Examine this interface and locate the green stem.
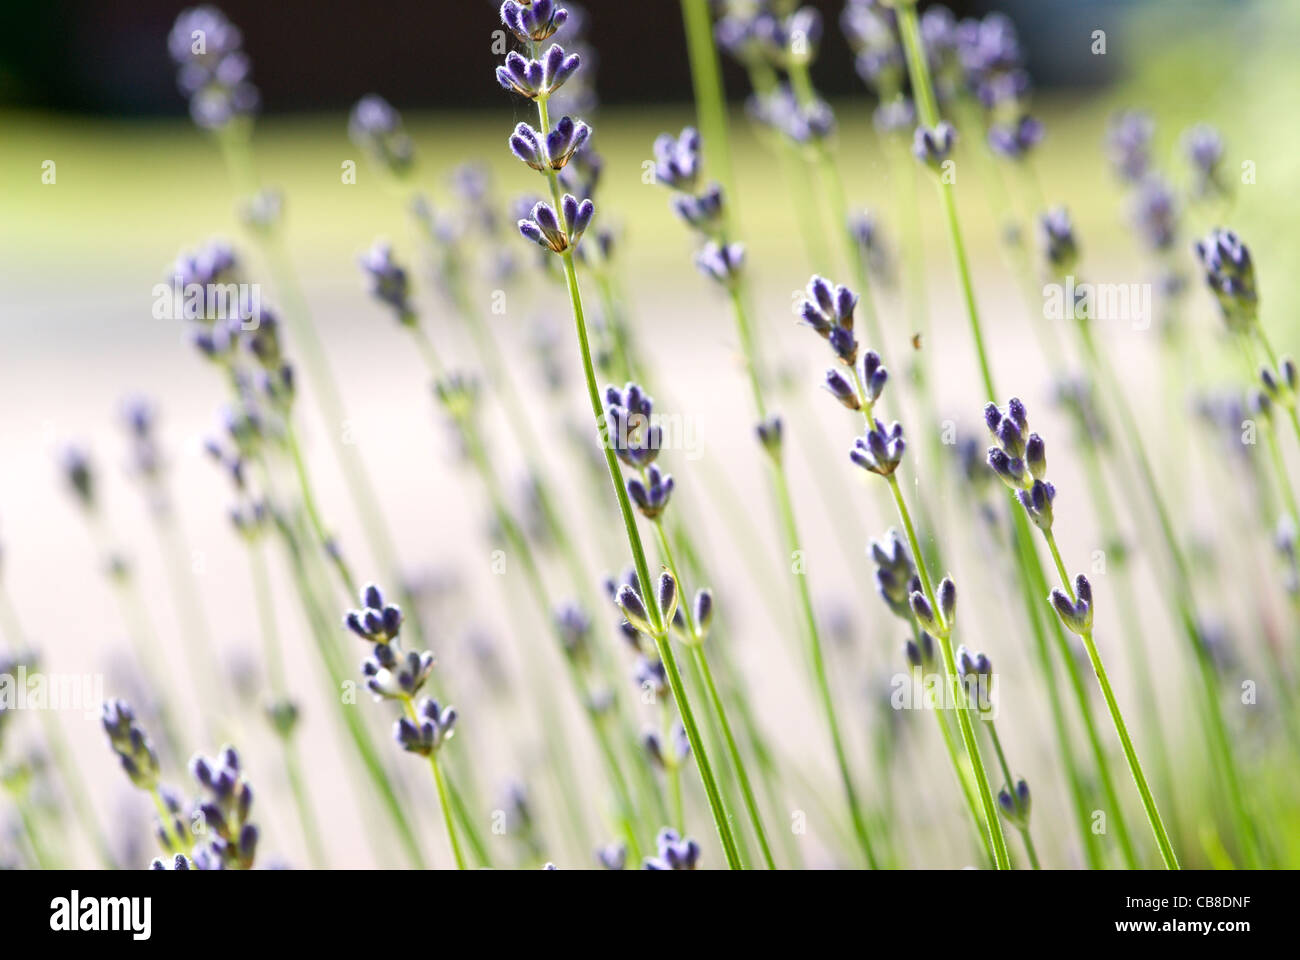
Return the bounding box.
[564,251,739,862]
[400,696,465,869]
[680,0,739,234]
[887,474,1011,869]
[654,518,776,869]
[1078,321,1259,866]
[411,321,642,860]
[428,753,465,870]
[272,511,426,868]
[1044,531,1179,869]
[248,538,327,868]
[986,720,1040,869]
[916,623,994,866]
[283,422,358,596]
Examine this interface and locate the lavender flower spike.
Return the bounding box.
[500,0,569,44]
[349,94,415,176]
[101,700,161,790]
[1039,207,1079,272]
[358,240,416,325]
[1193,227,1258,330]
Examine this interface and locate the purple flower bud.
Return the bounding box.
[823,368,861,411]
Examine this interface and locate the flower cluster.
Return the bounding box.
[615,571,677,639]
[798,275,860,366]
[358,240,417,326]
[604,382,663,468]
[841,0,904,98]
[910,576,957,641]
[348,95,415,177]
[496,44,582,100]
[850,419,905,477]
[1193,228,1258,330]
[626,464,675,520]
[500,1,569,44]
[1183,123,1226,198]
[913,123,957,172]
[394,699,458,756]
[101,699,161,790]
[652,128,746,286]
[984,399,1054,533]
[643,827,701,870]
[190,746,259,869]
[1050,574,1095,637]
[1260,357,1298,410]
[1106,110,1154,184]
[870,529,922,621]
[957,12,1042,159]
[955,644,993,712]
[749,86,837,146]
[997,777,1032,830]
[59,445,96,512]
[168,6,259,129]
[643,721,689,770]
[510,116,591,172]
[1039,207,1079,273]
[344,584,458,756]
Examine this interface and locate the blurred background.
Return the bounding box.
[2,0,1299,870]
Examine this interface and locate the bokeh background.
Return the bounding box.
[2,0,1298,869]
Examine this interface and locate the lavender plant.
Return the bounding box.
[494,0,743,868]
[798,275,1011,868]
[984,399,1179,868]
[345,584,465,869]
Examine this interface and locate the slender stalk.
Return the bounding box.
[152,512,227,737]
[651,518,776,869]
[722,256,878,867]
[663,703,685,833]
[534,87,742,867]
[985,720,1041,870]
[410,322,642,860]
[150,786,187,856]
[895,2,1155,868]
[1076,320,1257,866]
[248,537,327,868]
[886,473,1011,869]
[283,423,358,595]
[916,628,995,865]
[1043,531,1179,869]
[679,0,739,233]
[1253,326,1300,449]
[399,696,464,869]
[0,590,117,868]
[271,509,427,869]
